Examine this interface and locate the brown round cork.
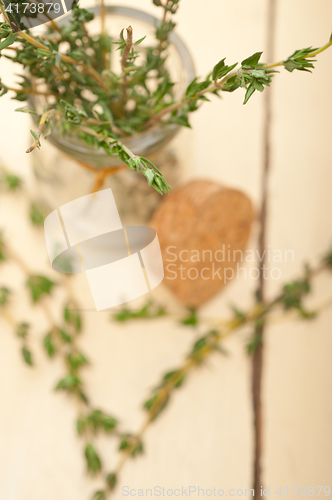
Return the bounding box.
[150,179,255,308]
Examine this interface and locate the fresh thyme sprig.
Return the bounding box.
[97,252,332,499]
[0,287,35,365]
[144,37,332,128]
[1,1,331,194]
[0,227,118,476]
[113,301,166,322]
[0,165,21,190]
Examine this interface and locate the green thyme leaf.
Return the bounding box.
[85,410,117,433]
[15,106,38,115]
[106,473,117,490]
[323,250,332,270]
[180,308,198,327]
[59,329,72,343]
[243,83,256,104]
[0,33,16,51]
[22,346,33,366]
[241,52,263,68]
[43,332,57,358]
[0,286,10,306]
[135,36,146,45]
[92,491,106,500]
[113,302,166,322]
[64,305,82,332]
[55,373,82,391]
[16,322,30,338]
[26,275,56,303]
[67,351,89,370]
[0,232,6,262]
[29,201,46,226]
[85,443,102,474]
[76,417,86,435]
[231,306,246,321]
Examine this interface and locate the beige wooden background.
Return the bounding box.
[0,0,331,499]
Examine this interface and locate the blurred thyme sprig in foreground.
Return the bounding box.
[0,223,119,477]
[1,184,332,498]
[101,252,332,500]
[0,0,331,193]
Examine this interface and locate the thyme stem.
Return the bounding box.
[100,0,109,69]
[121,25,133,103]
[26,108,53,153]
[17,31,110,92]
[5,86,56,96]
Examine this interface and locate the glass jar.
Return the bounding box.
[29,5,195,223]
